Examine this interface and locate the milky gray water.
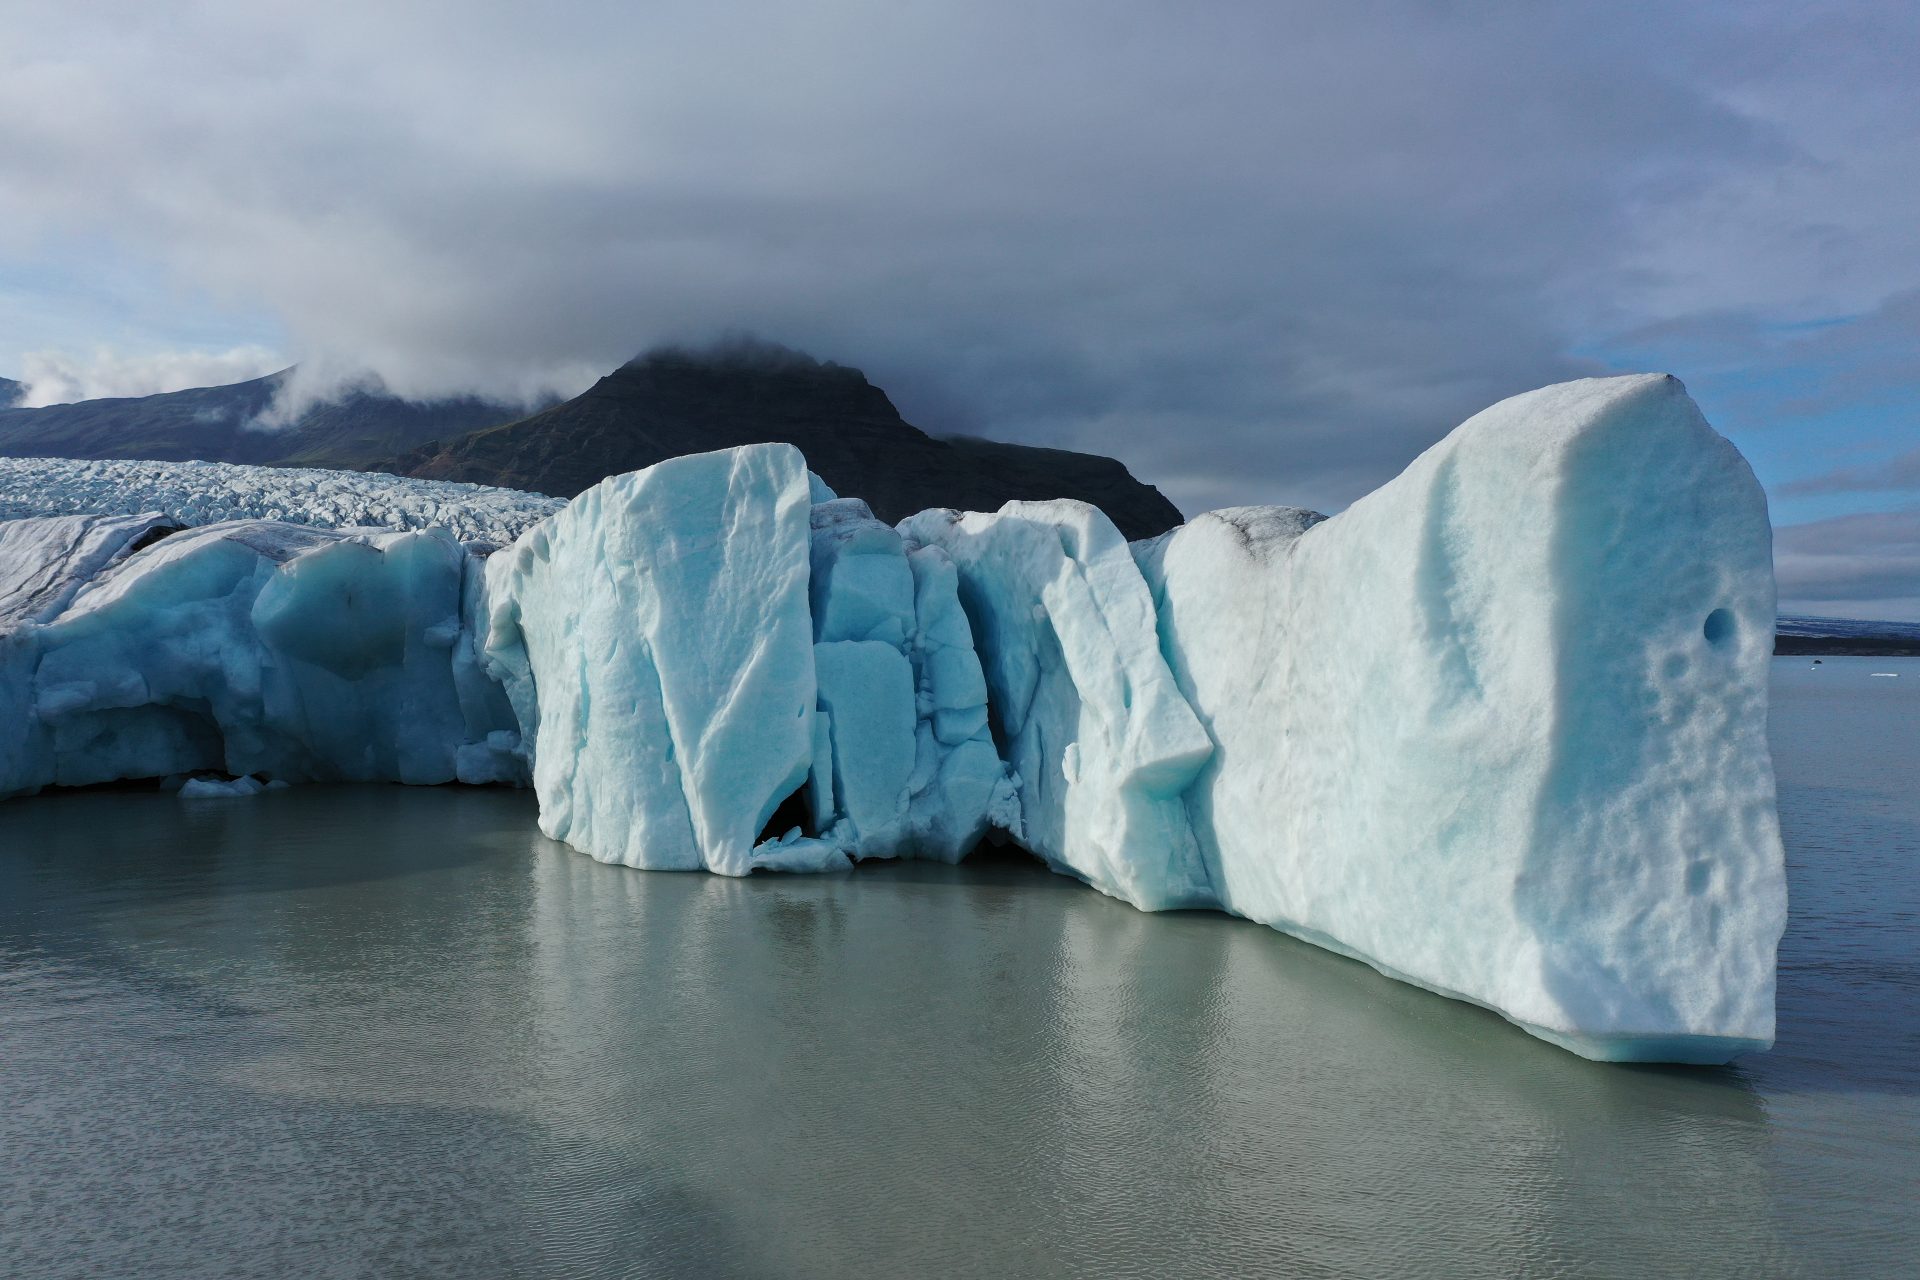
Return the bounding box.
[2,656,1915,1278]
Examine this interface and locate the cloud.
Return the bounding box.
[1590,287,1920,504]
[0,0,1915,557]
[241,358,561,432]
[1780,444,1920,498]
[14,345,284,408]
[1774,508,1920,621]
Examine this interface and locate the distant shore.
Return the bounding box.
[1775,616,1920,657]
[1775,636,1920,657]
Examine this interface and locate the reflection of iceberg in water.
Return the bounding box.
[0,787,1874,1274]
[527,833,1792,1276]
[1025,893,1791,1275]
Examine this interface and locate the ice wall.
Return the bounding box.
[805,498,920,859]
[1,516,521,798]
[2,514,181,794]
[807,498,1018,862]
[902,543,1022,860]
[481,444,832,873]
[1136,375,1786,1060]
[898,501,1214,911]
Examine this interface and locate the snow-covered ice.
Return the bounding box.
[0,375,1788,1063]
[0,456,562,544]
[2,514,186,791]
[0,512,181,628]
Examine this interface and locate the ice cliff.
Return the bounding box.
[3,516,521,793]
[0,374,1787,1064]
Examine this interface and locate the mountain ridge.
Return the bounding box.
[0,369,529,469]
[0,346,1184,539]
[387,344,1186,539]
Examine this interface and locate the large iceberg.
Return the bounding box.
[0,374,1787,1063]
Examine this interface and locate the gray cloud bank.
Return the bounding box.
[1775,509,1920,622]
[1781,439,1920,499]
[2,1,1917,533]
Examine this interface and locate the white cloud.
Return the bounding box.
[16,345,284,408]
[0,4,1836,493]
[0,0,1916,621]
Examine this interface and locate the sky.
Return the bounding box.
[1,1,1916,618]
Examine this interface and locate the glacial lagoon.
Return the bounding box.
[2,656,1915,1277]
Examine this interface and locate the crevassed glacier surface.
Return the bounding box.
[0,374,1787,1063]
[0,455,563,544]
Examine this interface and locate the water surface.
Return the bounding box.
[1,656,1915,1277]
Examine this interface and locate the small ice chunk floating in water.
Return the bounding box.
[0,374,1787,1063]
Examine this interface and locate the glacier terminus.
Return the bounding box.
[0,374,1788,1063]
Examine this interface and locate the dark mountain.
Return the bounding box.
[0,369,529,469]
[0,377,21,409]
[386,344,1185,538]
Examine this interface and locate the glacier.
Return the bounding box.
[0,374,1787,1063]
[0,455,563,544]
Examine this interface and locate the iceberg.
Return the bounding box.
[1135,375,1785,1061]
[0,374,1788,1063]
[177,773,287,798]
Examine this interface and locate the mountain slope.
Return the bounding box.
[387,345,1185,538]
[0,377,21,409]
[0,369,528,468]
